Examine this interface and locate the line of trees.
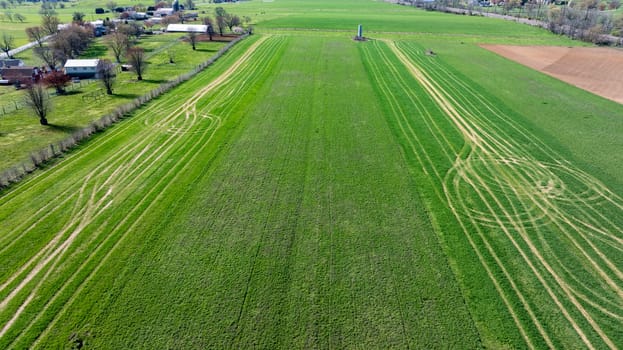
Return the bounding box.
[0,11,25,22]
[414,0,623,44]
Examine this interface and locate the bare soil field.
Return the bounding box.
[482,45,623,104]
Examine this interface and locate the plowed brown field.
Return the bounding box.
[482,45,623,104]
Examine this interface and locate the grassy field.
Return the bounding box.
[0,34,481,348]
[1,0,623,348]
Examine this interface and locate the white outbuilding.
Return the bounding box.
[154,8,175,17]
[64,59,101,79]
[166,24,207,33]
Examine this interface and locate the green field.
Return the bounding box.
[1,0,623,348]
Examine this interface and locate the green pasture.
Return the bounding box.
[1,0,623,348]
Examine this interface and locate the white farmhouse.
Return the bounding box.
[64,59,101,79]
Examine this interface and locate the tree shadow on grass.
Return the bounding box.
[82,44,109,58]
[141,78,168,84]
[47,123,80,133]
[112,93,140,99]
[58,90,81,96]
[195,48,218,53]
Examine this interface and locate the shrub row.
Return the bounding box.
[0,34,249,189]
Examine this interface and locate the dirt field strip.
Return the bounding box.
[481,45,623,105]
[387,40,623,349]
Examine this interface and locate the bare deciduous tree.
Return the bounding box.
[98,59,116,95]
[126,46,146,81]
[50,24,94,64]
[226,14,240,31]
[216,15,226,36]
[41,15,60,35]
[215,7,227,36]
[106,31,129,63]
[34,46,61,70]
[1,32,14,57]
[23,83,51,126]
[203,16,214,41]
[187,31,197,50]
[117,22,144,40]
[26,26,46,47]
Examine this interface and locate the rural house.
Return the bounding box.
[64,59,101,79]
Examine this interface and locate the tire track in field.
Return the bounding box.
[395,42,619,349]
[410,43,623,297]
[0,36,279,346]
[1,35,272,299]
[385,40,622,349]
[365,41,546,349]
[24,36,283,349]
[411,48,623,276]
[23,36,278,344]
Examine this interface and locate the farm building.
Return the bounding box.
[64,59,101,79]
[0,66,41,84]
[166,24,208,33]
[0,59,23,69]
[154,8,175,17]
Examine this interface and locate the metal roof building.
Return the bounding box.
[166,24,207,33]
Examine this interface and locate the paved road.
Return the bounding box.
[0,35,54,59]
